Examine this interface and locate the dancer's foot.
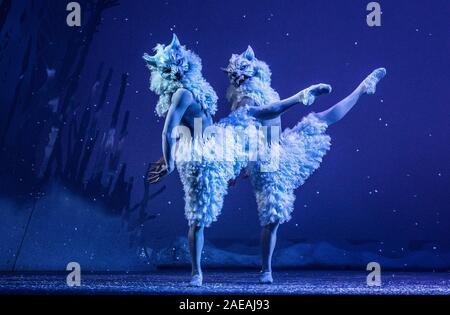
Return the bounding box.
[189,273,203,287]
[360,68,387,94]
[299,84,332,106]
[259,271,274,284]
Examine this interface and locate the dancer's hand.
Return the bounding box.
[146,157,169,184]
[298,83,332,106]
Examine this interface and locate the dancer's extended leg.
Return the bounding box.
[315,68,386,125]
[260,222,280,284]
[188,224,204,286]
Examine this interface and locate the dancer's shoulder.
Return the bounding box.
[171,88,194,106]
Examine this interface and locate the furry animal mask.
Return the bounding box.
[144,34,218,117]
[224,46,280,110]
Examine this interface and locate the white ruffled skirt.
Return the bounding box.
[175,106,258,227]
[247,113,331,226]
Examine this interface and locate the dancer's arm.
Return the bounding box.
[249,84,331,120]
[148,89,191,183]
[248,93,303,120]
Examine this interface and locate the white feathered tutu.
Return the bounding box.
[247,113,331,226]
[176,106,259,227]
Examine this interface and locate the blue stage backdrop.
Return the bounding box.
[0,0,449,272]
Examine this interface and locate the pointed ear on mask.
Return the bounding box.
[243,45,255,61]
[169,33,181,50]
[143,53,157,68]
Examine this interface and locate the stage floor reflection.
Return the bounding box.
[1,270,449,295]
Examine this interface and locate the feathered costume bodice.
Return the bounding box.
[227,77,280,110]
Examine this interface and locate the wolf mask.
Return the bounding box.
[224,46,280,111]
[144,34,217,117]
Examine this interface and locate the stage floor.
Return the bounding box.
[0,270,449,295]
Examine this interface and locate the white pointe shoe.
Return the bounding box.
[259,271,274,284]
[361,68,387,94]
[189,274,203,287]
